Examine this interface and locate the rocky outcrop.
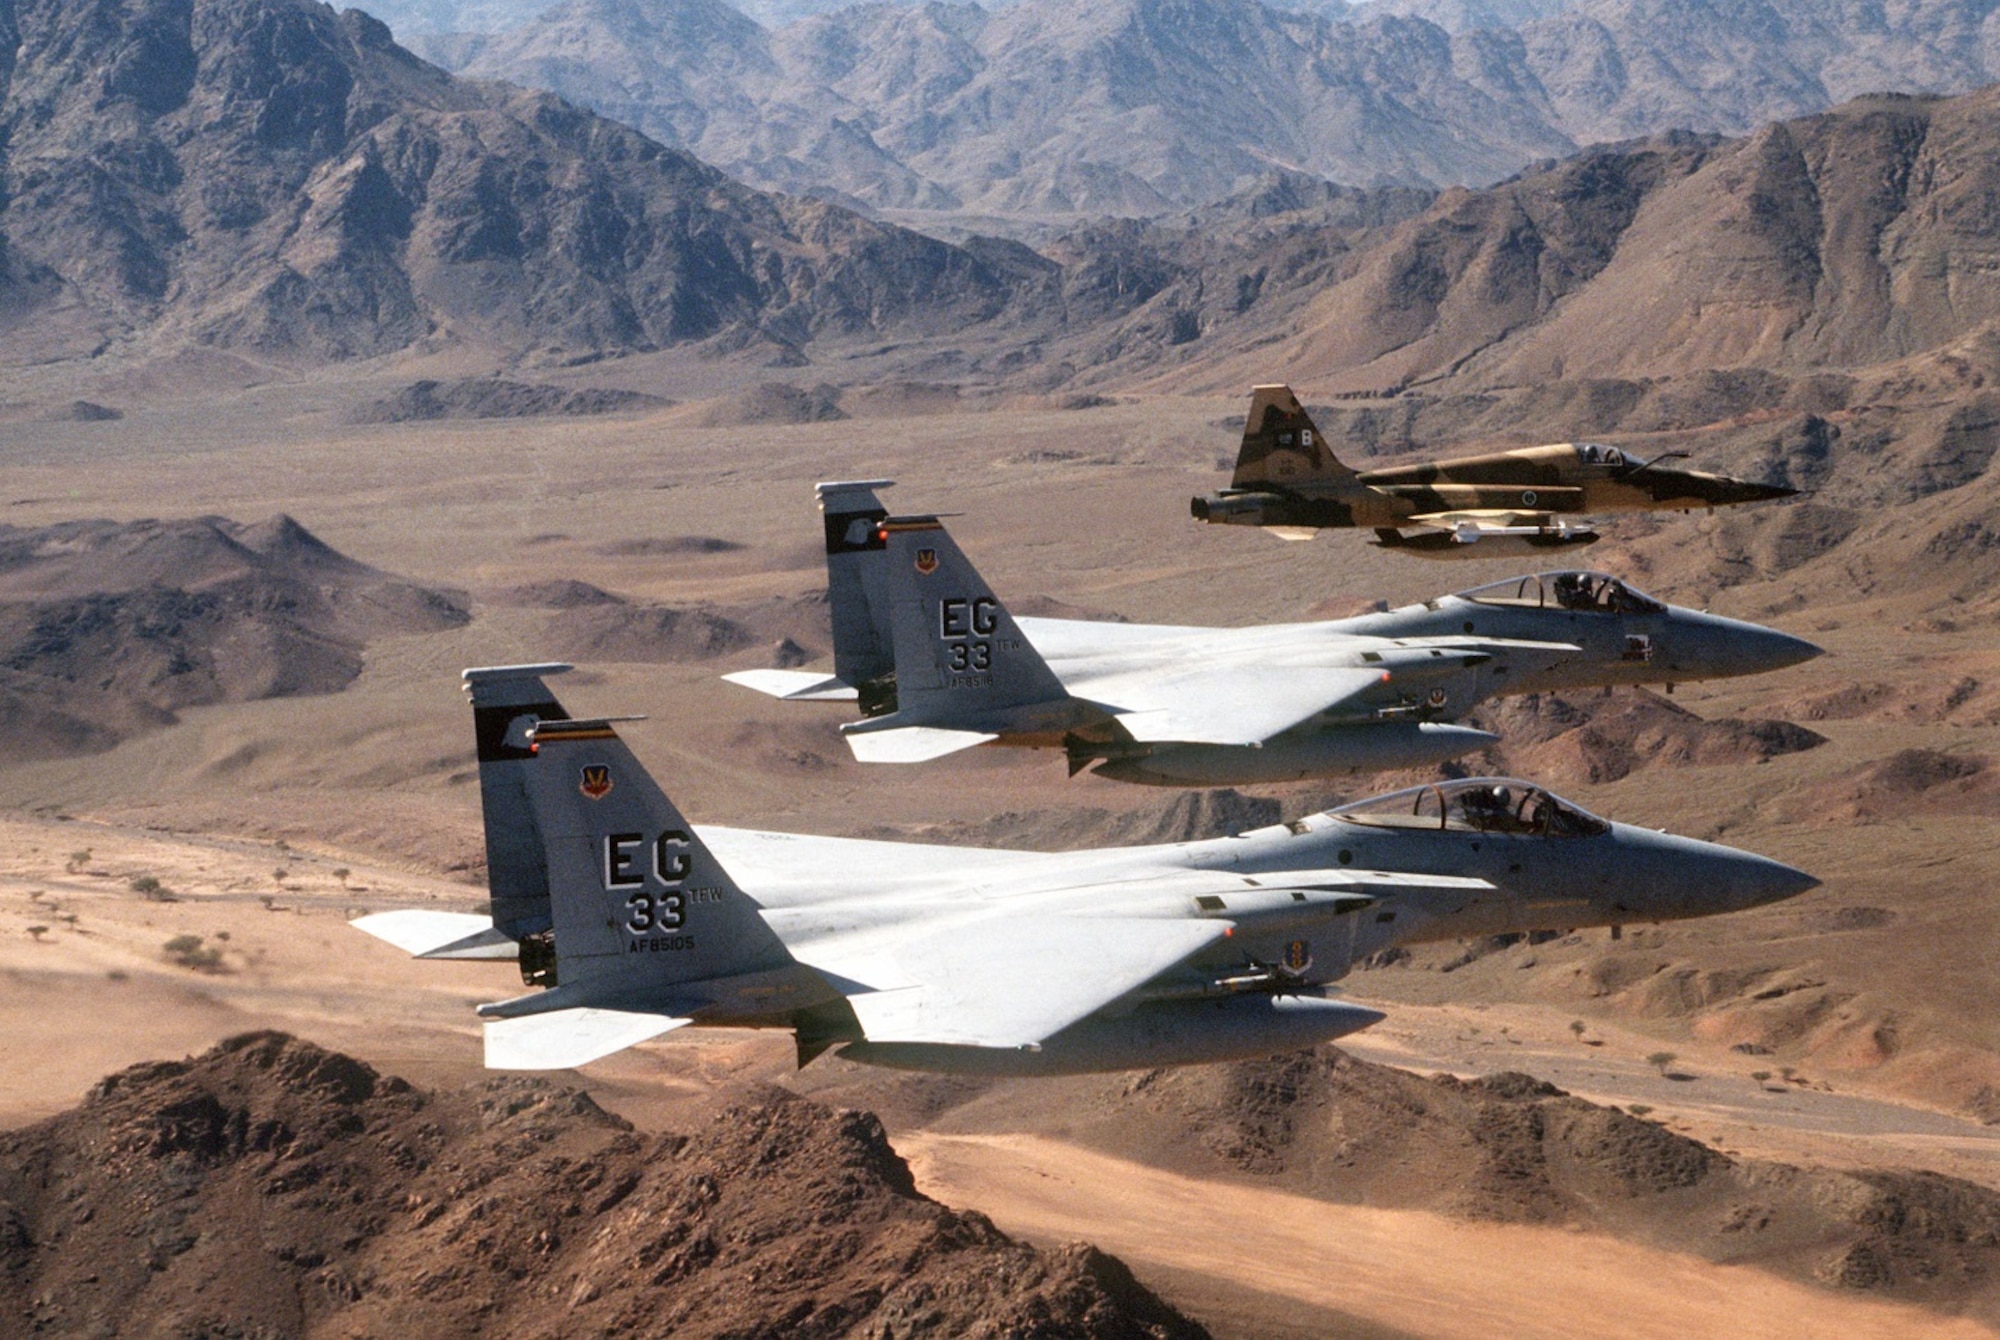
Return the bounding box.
[0,514,467,757]
[0,1033,1208,1339]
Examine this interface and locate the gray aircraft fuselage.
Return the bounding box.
[416,667,1818,1079]
[713,777,1816,1073]
[1181,784,1816,961]
[1013,569,1817,784]
[1331,570,1822,697]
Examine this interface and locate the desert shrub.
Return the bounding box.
[129,874,175,901]
[163,934,224,972]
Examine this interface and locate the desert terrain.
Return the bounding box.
[1,371,1996,1335]
[3,0,1999,1330]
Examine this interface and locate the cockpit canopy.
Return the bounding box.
[1455,570,1667,616]
[1578,443,1628,468]
[1330,777,1612,838]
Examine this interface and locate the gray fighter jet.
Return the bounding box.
[353,664,1817,1073]
[724,483,1820,785]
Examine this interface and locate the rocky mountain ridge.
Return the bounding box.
[408,0,2000,220]
[0,514,467,758]
[0,0,1076,366]
[1044,86,2000,624]
[0,1033,1205,1338]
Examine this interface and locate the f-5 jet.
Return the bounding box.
[724,482,1818,785]
[352,664,1817,1074]
[1192,384,1798,556]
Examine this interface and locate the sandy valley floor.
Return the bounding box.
[2,379,1998,1335]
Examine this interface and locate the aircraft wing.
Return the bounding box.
[779,865,1494,1050]
[1014,615,1227,653]
[1106,664,1392,745]
[703,824,1059,885]
[841,724,998,761]
[793,914,1231,1049]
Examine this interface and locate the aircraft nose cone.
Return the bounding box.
[1691,474,1799,505]
[1682,616,1823,678]
[1611,828,1818,919]
[1734,854,1821,908]
[1753,627,1824,672]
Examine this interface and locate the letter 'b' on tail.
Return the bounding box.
[1231,384,1352,489]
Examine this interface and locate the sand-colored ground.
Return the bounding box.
[1338,1001,2000,1190]
[901,1133,1996,1340]
[3,386,1997,1335]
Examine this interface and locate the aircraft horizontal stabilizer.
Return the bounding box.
[841,724,997,763]
[722,669,858,701]
[484,1007,691,1070]
[350,910,518,960]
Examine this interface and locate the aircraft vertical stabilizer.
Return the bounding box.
[465,663,574,943]
[1231,383,1352,489]
[840,516,1075,759]
[817,480,896,695]
[514,718,795,1003]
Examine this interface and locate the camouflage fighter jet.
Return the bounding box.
[724,482,1819,786]
[1191,384,1799,556]
[352,664,1817,1073]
